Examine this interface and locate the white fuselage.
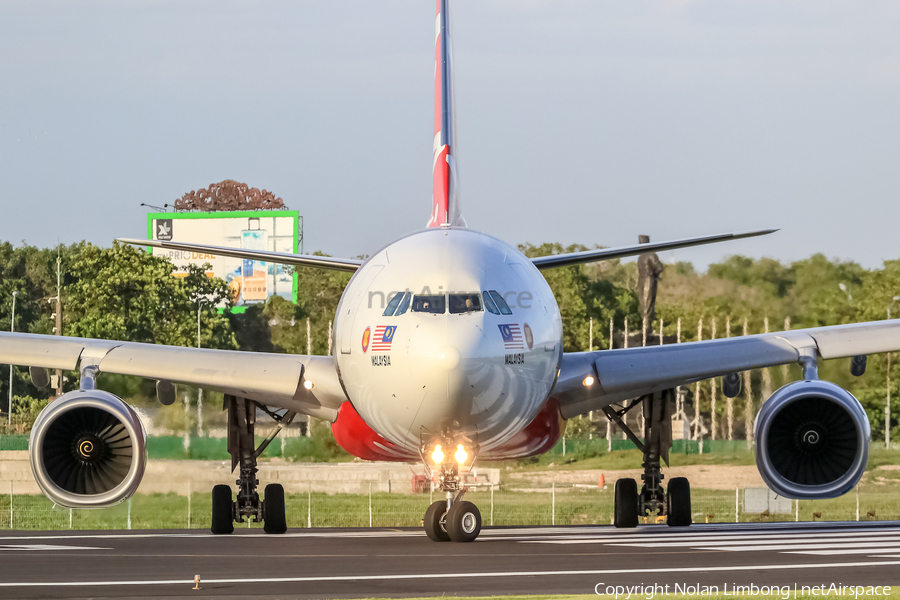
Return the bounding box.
[334,227,563,457]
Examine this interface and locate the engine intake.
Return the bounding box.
[29,390,147,508]
[755,380,869,499]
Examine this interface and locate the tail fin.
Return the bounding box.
[427,0,466,228]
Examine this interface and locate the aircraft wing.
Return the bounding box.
[530,229,776,270]
[553,319,900,419]
[0,332,346,421]
[117,238,362,273]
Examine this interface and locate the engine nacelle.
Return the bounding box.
[29,390,147,508]
[755,380,869,500]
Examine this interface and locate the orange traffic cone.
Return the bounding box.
[598,474,605,488]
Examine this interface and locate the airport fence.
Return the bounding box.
[0,434,753,457]
[0,480,897,531]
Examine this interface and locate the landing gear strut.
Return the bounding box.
[605,389,691,528]
[422,450,482,542]
[211,395,295,535]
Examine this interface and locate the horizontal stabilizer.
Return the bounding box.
[117,238,362,272]
[530,229,777,270]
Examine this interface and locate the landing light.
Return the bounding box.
[455,444,467,464]
[432,444,444,464]
[303,380,314,390]
[583,375,595,387]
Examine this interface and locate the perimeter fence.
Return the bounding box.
[1,481,897,531]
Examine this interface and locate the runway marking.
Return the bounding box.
[517,525,900,560]
[0,544,110,551]
[1,560,900,588]
[520,531,900,545]
[788,548,900,555]
[611,535,900,547]
[0,531,421,542]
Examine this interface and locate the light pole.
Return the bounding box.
[886,296,900,447]
[8,291,17,429]
[196,299,204,435]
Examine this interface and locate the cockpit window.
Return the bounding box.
[383,292,404,316]
[488,290,513,315]
[483,291,500,315]
[412,294,446,314]
[395,292,411,316]
[449,293,482,314]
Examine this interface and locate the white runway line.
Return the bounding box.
[0,545,111,551]
[787,548,900,556]
[697,542,900,552]
[0,530,421,542]
[522,531,900,545]
[2,560,900,588]
[613,536,900,548]
[516,527,900,544]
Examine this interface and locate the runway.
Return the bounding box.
[1,522,899,599]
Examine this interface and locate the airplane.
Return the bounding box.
[2,0,898,543]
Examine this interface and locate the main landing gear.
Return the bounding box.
[211,395,295,535]
[422,442,482,542]
[604,389,692,528]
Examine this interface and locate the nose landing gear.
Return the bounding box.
[606,389,692,528]
[422,444,483,542]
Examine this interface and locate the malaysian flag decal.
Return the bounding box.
[498,324,524,350]
[372,325,397,352]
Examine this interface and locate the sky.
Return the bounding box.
[1,0,899,271]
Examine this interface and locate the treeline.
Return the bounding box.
[1,240,898,441]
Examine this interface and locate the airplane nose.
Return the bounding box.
[436,345,461,371]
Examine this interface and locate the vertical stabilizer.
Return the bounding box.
[427,0,466,228]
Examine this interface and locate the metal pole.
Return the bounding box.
[8,291,16,428]
[588,317,593,351]
[609,317,613,349]
[887,303,892,448]
[327,320,333,356]
[490,484,494,526]
[726,317,733,441]
[187,481,192,529]
[307,482,311,528]
[197,300,203,437]
[551,483,555,526]
[735,487,739,523]
[710,318,717,441]
[855,485,859,522]
[368,482,372,528]
[54,251,63,397]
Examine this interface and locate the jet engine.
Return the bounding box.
[755,380,869,500]
[29,390,147,508]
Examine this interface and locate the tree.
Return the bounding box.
[65,242,236,349]
[519,243,639,351]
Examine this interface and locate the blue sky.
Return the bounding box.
[1,0,898,270]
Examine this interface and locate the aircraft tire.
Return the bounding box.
[614,478,639,528]
[424,500,451,542]
[446,500,481,542]
[263,484,287,534]
[666,477,692,527]
[211,484,234,534]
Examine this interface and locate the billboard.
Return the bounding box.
[146,210,299,309]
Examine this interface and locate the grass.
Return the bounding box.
[489,443,900,473]
[3,479,900,530]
